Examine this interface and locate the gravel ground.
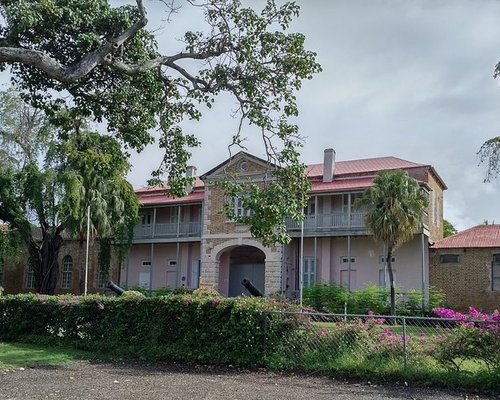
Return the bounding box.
[0,360,498,400]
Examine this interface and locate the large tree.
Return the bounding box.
[0,91,138,294]
[356,170,429,316]
[0,0,321,244]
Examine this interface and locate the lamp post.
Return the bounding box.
[299,212,304,308]
[84,205,90,296]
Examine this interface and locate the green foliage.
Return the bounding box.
[443,219,457,238]
[356,170,429,248]
[303,283,447,316]
[433,324,500,373]
[121,290,146,299]
[0,0,321,246]
[0,294,297,367]
[0,92,139,293]
[355,169,429,315]
[303,282,349,313]
[220,145,311,245]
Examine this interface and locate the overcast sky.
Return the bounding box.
[122,0,500,231]
[3,0,498,231]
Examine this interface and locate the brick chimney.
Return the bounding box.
[323,148,336,183]
[185,166,197,194]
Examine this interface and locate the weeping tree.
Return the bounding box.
[356,170,429,316]
[0,131,138,294]
[0,90,138,294]
[0,0,321,245]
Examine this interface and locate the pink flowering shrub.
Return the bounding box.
[431,307,500,371]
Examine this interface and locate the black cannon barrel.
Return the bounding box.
[106,280,125,296]
[241,278,264,297]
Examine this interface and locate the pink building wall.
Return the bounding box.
[288,235,428,292]
[124,242,201,290]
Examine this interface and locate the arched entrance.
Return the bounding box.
[224,246,265,297]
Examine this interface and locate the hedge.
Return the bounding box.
[0,293,296,366]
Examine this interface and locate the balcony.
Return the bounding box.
[286,212,368,235]
[286,211,429,236]
[133,221,201,239]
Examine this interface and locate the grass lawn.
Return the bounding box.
[0,342,91,370]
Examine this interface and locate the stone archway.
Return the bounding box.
[201,238,282,296]
[223,246,266,297]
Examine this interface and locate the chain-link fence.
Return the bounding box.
[263,311,499,379]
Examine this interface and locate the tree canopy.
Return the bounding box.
[0,0,321,245]
[356,169,429,315]
[0,90,138,294]
[443,219,457,238]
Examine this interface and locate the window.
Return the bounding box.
[97,267,108,289]
[340,256,356,264]
[304,202,315,216]
[61,255,73,289]
[26,264,35,289]
[440,254,460,263]
[301,258,316,288]
[379,269,396,288]
[141,260,152,267]
[167,260,177,267]
[231,196,251,217]
[141,213,152,225]
[379,256,396,264]
[492,254,500,291]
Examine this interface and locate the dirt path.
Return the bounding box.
[0,360,497,400]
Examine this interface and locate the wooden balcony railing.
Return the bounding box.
[285,212,368,231]
[133,221,201,239]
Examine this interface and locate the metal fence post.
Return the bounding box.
[402,316,408,372]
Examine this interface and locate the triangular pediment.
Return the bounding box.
[201,151,277,181]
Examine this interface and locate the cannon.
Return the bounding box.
[241,278,264,297]
[106,280,125,296]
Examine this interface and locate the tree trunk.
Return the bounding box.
[386,245,396,316]
[28,230,63,295]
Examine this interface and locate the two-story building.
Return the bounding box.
[121,149,446,298]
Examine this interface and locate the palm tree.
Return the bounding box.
[356,170,429,316]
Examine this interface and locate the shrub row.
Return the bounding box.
[0,293,296,366]
[303,283,446,315]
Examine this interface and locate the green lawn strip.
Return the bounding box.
[0,342,93,370]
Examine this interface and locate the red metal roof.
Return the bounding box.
[310,177,375,193]
[135,177,204,193]
[307,156,426,178]
[432,225,500,249]
[135,155,438,205]
[139,190,204,206]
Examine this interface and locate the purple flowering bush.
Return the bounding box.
[431,307,500,372]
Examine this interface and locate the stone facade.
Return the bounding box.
[200,153,283,294]
[430,247,500,312]
[1,239,120,295]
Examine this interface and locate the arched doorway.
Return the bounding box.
[225,246,265,297]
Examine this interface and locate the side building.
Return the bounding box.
[121,149,446,299]
[430,224,500,311]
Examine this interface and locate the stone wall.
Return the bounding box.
[1,239,120,295]
[430,247,500,312]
